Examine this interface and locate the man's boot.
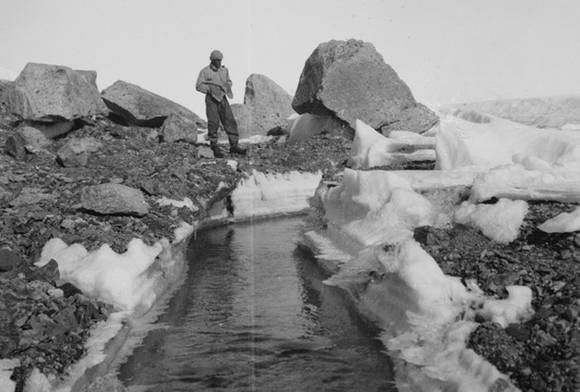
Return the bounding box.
[211,143,224,158]
[229,143,247,156]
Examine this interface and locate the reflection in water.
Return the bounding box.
[119,217,395,391]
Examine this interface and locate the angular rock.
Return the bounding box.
[57,137,102,167]
[292,39,437,133]
[233,74,295,138]
[6,63,107,121]
[101,80,205,129]
[4,132,26,159]
[15,126,51,153]
[27,259,60,285]
[10,187,56,207]
[81,183,149,216]
[0,185,12,205]
[159,112,197,143]
[0,248,23,273]
[23,119,75,139]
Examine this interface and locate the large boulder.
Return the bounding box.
[234,74,295,137]
[101,80,204,130]
[292,39,437,133]
[5,63,107,121]
[80,183,149,217]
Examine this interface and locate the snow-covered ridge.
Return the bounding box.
[444,95,580,129]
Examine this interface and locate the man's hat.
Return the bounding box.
[210,50,223,60]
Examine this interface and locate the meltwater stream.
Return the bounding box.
[119,217,395,391]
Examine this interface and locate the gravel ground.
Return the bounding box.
[0,112,578,391]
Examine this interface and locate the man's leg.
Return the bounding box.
[218,98,246,155]
[205,95,224,158]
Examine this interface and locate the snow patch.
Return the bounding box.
[37,238,165,311]
[156,196,197,211]
[480,286,534,328]
[538,206,580,233]
[454,199,528,243]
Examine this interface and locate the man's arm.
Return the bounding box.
[195,69,209,94]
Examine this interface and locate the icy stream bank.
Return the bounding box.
[301,169,533,392]
[8,170,322,392]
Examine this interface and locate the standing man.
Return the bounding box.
[196,50,246,158]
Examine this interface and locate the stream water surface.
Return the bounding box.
[119,217,395,391]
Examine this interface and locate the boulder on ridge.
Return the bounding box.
[5,63,107,121]
[239,74,295,137]
[101,80,205,131]
[292,39,437,134]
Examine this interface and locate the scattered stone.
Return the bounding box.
[27,259,60,285]
[6,63,107,121]
[197,145,215,159]
[101,80,205,128]
[0,185,12,204]
[9,187,57,207]
[0,248,23,272]
[60,218,76,230]
[80,183,149,216]
[292,39,437,133]
[58,282,82,298]
[159,112,197,143]
[57,137,102,167]
[4,131,26,159]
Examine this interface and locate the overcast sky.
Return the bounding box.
[2,0,580,118]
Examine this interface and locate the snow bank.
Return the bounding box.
[36,221,194,314]
[454,199,528,243]
[230,169,322,220]
[538,206,580,233]
[37,238,165,312]
[436,113,580,171]
[350,120,435,169]
[303,169,534,391]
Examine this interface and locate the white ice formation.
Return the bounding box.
[300,110,580,391]
[304,168,533,391]
[349,119,436,169]
[454,199,529,243]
